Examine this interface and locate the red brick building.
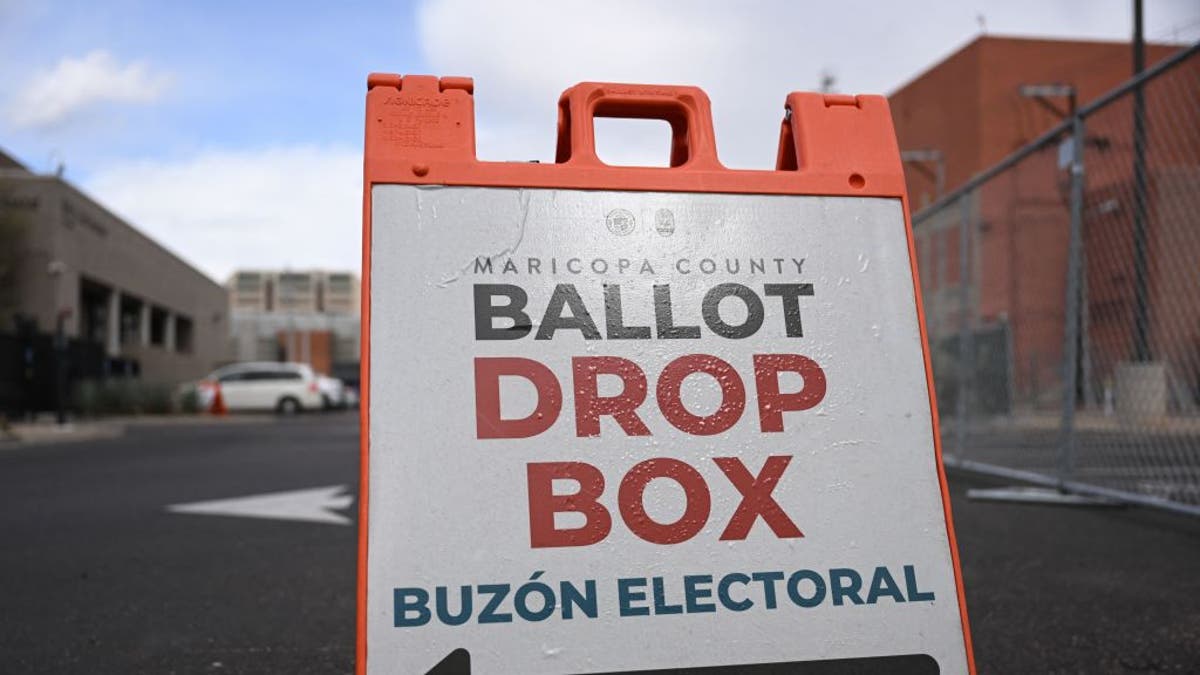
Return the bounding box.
[890,36,1198,411]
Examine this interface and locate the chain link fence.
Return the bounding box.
[913,42,1200,516]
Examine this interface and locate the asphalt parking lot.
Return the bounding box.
[1,413,1197,674]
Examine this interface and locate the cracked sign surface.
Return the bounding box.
[366,186,968,674]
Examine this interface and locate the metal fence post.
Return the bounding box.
[956,195,972,457]
[1130,0,1151,362]
[1058,114,1086,487]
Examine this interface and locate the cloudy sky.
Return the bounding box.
[2,0,1197,281]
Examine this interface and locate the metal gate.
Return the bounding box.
[913,42,1200,516]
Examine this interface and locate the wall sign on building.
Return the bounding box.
[359,76,975,674]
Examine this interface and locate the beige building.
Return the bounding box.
[230,270,360,316]
[1,149,229,387]
[226,269,360,381]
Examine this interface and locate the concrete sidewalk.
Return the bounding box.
[0,413,280,447]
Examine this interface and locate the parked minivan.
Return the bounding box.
[199,362,324,414]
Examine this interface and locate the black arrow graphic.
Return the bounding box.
[426,650,937,674]
[426,648,471,674]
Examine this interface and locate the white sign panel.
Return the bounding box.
[366,186,969,674]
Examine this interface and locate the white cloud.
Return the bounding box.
[85,145,361,282]
[416,0,1200,169]
[7,50,172,129]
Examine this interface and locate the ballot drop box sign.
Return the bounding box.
[360,78,973,675]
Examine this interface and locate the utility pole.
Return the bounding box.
[1130,0,1150,361]
[1017,83,1092,405]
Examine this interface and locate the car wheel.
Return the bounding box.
[277,396,302,415]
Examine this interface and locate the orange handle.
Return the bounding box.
[555,82,722,168]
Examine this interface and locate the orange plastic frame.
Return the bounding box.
[359,75,976,674]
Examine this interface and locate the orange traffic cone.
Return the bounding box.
[210,383,227,416]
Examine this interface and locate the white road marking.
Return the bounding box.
[167,485,354,525]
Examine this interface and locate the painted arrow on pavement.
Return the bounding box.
[167,485,355,525]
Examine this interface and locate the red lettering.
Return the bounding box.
[572,356,650,437]
[713,456,803,540]
[527,462,612,548]
[618,458,711,544]
[656,355,746,436]
[753,354,826,432]
[474,357,562,439]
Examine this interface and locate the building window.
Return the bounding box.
[327,273,352,291]
[278,273,313,310]
[175,315,194,354]
[150,306,168,346]
[78,277,111,344]
[324,274,355,315]
[235,272,261,291]
[279,272,311,289]
[119,295,143,346]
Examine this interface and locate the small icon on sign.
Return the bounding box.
[655,208,676,236]
[606,209,636,236]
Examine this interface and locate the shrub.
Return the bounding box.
[177,386,201,414]
[73,379,181,417]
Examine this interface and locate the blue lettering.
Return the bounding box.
[477,583,513,623]
[867,567,906,604]
[514,572,556,622]
[683,575,716,613]
[751,571,785,609]
[786,570,826,608]
[904,565,935,602]
[394,587,431,627]
[618,577,650,617]
[434,585,472,625]
[652,576,683,615]
[560,579,598,619]
[829,568,864,606]
[717,573,753,611]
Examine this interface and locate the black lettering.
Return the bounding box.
[764,283,814,337]
[653,285,701,339]
[604,284,651,339]
[474,284,532,340]
[702,283,764,339]
[536,284,601,340]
